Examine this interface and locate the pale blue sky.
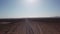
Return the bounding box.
[0,0,60,18]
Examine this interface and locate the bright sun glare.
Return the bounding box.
[26,0,37,3]
[20,0,41,6]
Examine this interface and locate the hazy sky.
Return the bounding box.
[0,0,60,18]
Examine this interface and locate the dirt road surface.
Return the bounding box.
[0,18,60,34]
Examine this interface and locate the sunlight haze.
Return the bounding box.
[0,0,60,18]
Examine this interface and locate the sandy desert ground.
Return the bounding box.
[0,18,60,34]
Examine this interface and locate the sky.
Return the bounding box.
[0,0,60,18]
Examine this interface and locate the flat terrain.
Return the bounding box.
[0,18,60,34]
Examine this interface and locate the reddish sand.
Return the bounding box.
[0,18,60,34]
